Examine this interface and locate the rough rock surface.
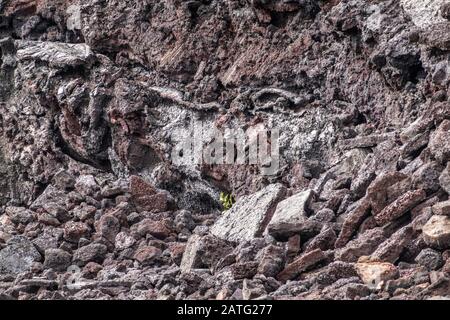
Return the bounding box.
[423,216,450,250]
[0,236,42,275]
[266,189,314,239]
[210,184,285,242]
[0,0,449,300]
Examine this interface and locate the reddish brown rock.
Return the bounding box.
[231,262,259,280]
[286,234,301,258]
[369,225,413,263]
[82,262,103,279]
[374,190,426,226]
[63,221,91,243]
[336,228,386,263]
[129,175,157,198]
[167,242,186,266]
[335,197,371,248]
[95,214,120,243]
[134,192,174,213]
[129,175,174,213]
[305,226,337,253]
[277,249,326,282]
[133,246,162,266]
[132,218,172,240]
[366,171,408,215]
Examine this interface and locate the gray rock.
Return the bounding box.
[32,228,62,255]
[30,185,68,211]
[242,279,267,300]
[422,215,450,249]
[304,225,337,252]
[180,234,232,273]
[180,235,203,273]
[369,225,413,263]
[266,189,314,239]
[401,0,447,28]
[0,236,42,275]
[5,206,35,225]
[439,162,450,194]
[43,249,72,272]
[16,40,94,68]
[411,162,443,194]
[432,200,450,216]
[114,232,136,251]
[415,248,444,271]
[314,261,358,287]
[309,208,335,223]
[210,184,286,242]
[74,175,100,197]
[256,244,286,278]
[428,120,450,164]
[73,243,108,266]
[336,228,386,262]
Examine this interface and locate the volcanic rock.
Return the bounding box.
[266,189,314,239]
[210,184,286,242]
[355,262,399,290]
[0,236,42,275]
[422,215,450,249]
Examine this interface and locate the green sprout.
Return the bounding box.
[220,192,235,211]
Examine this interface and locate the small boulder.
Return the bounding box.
[74,175,100,196]
[73,243,108,266]
[432,200,450,216]
[95,214,120,243]
[415,248,444,271]
[355,262,398,290]
[114,232,136,250]
[277,249,325,282]
[5,207,35,225]
[132,218,171,240]
[266,189,314,239]
[422,215,450,249]
[43,249,72,272]
[0,236,42,275]
[429,119,450,164]
[180,234,233,272]
[374,189,426,226]
[64,221,91,243]
[133,246,161,266]
[210,184,286,242]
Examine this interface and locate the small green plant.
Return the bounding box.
[220,192,235,211]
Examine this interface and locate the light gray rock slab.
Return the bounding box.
[210,184,286,242]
